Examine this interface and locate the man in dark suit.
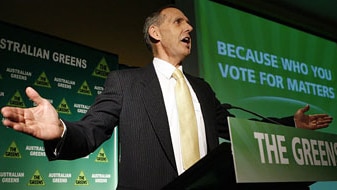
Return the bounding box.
[1,5,333,189]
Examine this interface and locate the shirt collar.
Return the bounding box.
[153,57,183,79]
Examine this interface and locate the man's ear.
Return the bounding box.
[149,25,160,41]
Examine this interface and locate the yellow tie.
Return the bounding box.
[172,69,200,170]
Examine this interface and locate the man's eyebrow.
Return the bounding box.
[175,17,190,23]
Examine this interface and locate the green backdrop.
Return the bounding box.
[0,21,119,189]
[194,0,337,189]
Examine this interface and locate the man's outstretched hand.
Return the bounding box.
[1,87,64,140]
[294,104,333,130]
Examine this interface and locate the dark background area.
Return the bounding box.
[0,0,336,68]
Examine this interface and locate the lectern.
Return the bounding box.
[163,142,312,190]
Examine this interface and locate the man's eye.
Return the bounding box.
[175,19,182,24]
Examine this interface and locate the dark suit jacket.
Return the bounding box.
[45,63,230,189]
[45,63,311,189]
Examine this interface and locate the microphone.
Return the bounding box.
[222,103,282,125]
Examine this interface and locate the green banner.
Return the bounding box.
[228,117,337,183]
[194,0,337,134]
[0,21,119,189]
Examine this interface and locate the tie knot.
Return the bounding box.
[172,69,184,80]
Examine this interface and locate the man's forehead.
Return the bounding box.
[161,8,188,21]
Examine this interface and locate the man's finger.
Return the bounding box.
[301,104,310,113]
[26,87,44,105]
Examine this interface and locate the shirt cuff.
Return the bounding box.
[59,119,67,138]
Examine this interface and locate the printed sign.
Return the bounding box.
[228,117,337,182]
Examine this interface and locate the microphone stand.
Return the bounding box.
[222,103,283,125]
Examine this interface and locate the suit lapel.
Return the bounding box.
[186,74,219,151]
[138,64,177,171]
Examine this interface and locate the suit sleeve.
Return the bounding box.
[44,71,123,160]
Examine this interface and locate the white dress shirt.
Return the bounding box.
[153,57,207,175]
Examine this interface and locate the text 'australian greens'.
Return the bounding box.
[0,38,87,69]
